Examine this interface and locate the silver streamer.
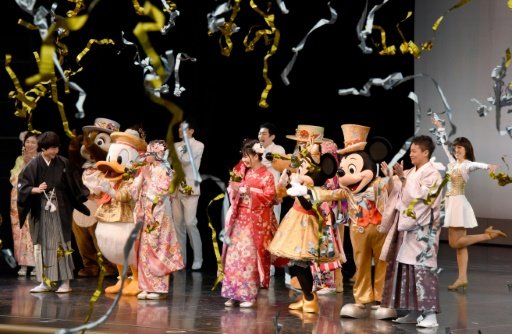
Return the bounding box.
[482,56,512,138]
[276,0,289,15]
[181,122,202,186]
[388,92,421,168]
[207,2,238,34]
[160,0,180,35]
[69,81,86,119]
[281,3,337,86]
[132,44,175,97]
[339,72,457,165]
[338,72,404,96]
[356,0,390,54]
[471,98,491,117]
[15,0,87,119]
[173,53,197,97]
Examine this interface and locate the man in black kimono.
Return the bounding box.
[17,131,90,293]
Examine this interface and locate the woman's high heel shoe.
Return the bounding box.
[447,280,468,291]
[485,226,507,239]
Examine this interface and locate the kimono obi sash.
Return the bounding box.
[292,202,316,216]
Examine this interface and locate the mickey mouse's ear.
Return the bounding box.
[367,136,392,163]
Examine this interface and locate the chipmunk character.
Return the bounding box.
[73,118,119,278]
[92,127,147,296]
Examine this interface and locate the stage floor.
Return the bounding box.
[1,242,512,334]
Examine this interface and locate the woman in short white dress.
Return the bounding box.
[433,119,506,291]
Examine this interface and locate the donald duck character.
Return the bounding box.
[92,128,147,296]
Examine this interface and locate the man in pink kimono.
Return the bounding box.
[380,135,443,329]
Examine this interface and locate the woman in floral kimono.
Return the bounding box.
[130,140,184,300]
[10,131,38,276]
[222,139,277,308]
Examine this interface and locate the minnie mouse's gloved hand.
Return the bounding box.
[278,169,290,187]
[286,182,308,197]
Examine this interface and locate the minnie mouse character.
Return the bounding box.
[268,125,351,314]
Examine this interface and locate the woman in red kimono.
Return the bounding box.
[221,139,277,308]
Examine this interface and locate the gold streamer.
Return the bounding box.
[208,193,226,291]
[394,11,422,58]
[211,0,242,57]
[42,274,57,289]
[55,28,70,68]
[17,19,38,30]
[5,55,38,116]
[66,0,86,17]
[425,0,472,54]
[505,48,511,69]
[56,244,74,257]
[76,39,115,66]
[373,25,396,55]
[244,0,280,108]
[311,202,325,264]
[132,1,166,88]
[50,75,75,138]
[132,0,145,15]
[83,252,106,326]
[404,173,450,219]
[147,94,184,194]
[25,15,89,87]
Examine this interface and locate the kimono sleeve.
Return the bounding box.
[16,159,38,227]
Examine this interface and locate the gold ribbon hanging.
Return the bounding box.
[209,193,226,291]
[132,1,166,89]
[311,202,325,264]
[404,173,450,219]
[83,252,106,326]
[147,94,184,195]
[66,0,86,17]
[373,25,396,56]
[76,38,116,66]
[243,0,280,108]
[211,0,242,57]
[25,14,89,87]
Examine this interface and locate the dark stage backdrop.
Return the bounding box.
[0,0,414,273]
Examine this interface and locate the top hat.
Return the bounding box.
[286,125,332,143]
[83,118,121,134]
[110,129,147,152]
[337,124,370,154]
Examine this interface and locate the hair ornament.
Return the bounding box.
[252,142,265,154]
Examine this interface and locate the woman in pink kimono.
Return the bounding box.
[222,139,277,308]
[130,140,184,300]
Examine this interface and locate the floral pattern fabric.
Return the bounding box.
[221,166,276,302]
[131,163,184,293]
[10,155,35,266]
